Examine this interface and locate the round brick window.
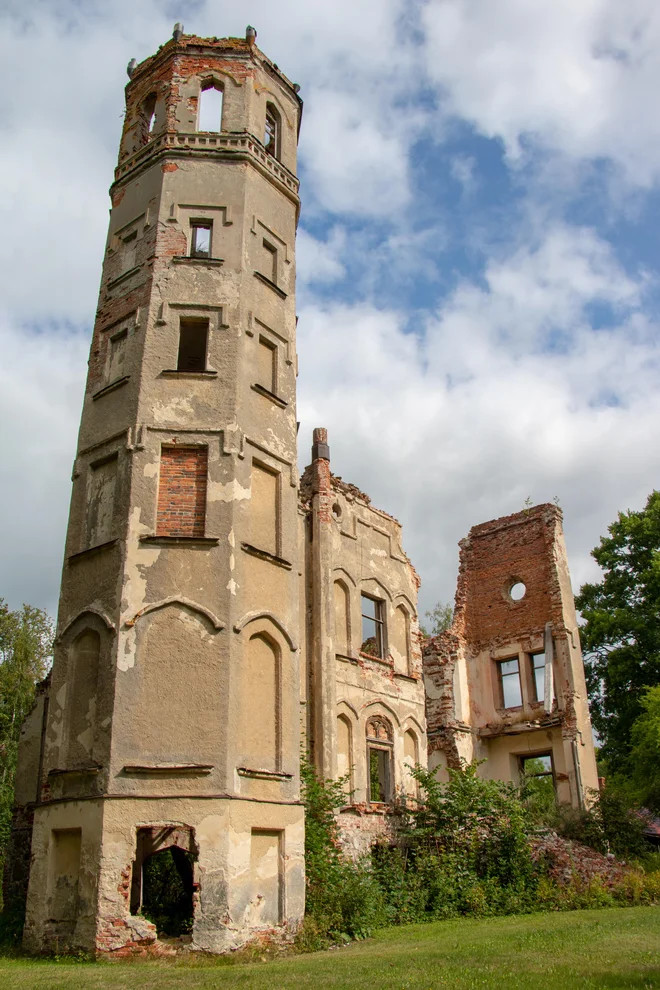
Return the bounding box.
[509,581,526,602]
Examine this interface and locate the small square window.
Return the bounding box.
[498,657,522,709]
[361,594,385,658]
[191,223,212,258]
[177,319,208,372]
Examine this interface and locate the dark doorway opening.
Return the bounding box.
[141,846,194,936]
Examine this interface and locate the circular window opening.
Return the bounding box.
[509,581,527,602]
[332,502,342,520]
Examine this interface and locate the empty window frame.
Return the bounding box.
[264,104,280,158]
[190,222,212,258]
[262,239,278,283]
[156,446,208,538]
[256,336,277,393]
[520,753,555,803]
[361,594,385,658]
[177,319,208,372]
[498,657,522,709]
[366,716,393,803]
[142,92,157,143]
[197,84,223,132]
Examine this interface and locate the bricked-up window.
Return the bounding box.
[256,336,277,393]
[262,239,278,283]
[107,329,127,383]
[87,455,117,548]
[177,320,208,372]
[197,84,223,132]
[190,222,211,258]
[264,104,280,158]
[366,716,393,803]
[361,594,385,658]
[156,446,208,537]
[249,461,279,555]
[498,657,522,709]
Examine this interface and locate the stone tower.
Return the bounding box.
[22,26,304,954]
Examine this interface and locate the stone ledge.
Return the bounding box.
[240,542,292,569]
[250,383,288,407]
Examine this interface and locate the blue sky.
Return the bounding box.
[2,0,660,620]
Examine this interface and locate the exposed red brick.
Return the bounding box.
[156,446,208,537]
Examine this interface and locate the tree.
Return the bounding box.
[628,685,660,813]
[575,491,660,771]
[0,600,53,880]
[420,602,453,638]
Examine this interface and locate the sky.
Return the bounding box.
[2,0,660,621]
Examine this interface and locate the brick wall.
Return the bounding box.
[156,446,207,537]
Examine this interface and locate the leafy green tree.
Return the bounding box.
[628,685,660,812]
[575,491,660,770]
[420,601,453,638]
[0,600,53,881]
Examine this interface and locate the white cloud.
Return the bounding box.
[422,0,660,185]
[297,226,347,286]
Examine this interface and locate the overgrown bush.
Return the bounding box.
[538,786,649,859]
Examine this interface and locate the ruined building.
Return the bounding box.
[4,26,597,955]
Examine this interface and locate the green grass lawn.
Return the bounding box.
[1,907,659,990]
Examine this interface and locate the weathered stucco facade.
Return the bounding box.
[5,24,598,958]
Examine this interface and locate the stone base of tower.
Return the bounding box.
[23,797,305,956]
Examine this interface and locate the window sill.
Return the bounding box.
[253,270,287,298]
[241,542,292,570]
[251,383,288,407]
[160,369,218,378]
[92,376,130,400]
[106,265,142,290]
[139,535,219,547]
[122,763,214,776]
[68,539,118,563]
[237,767,293,781]
[393,671,420,682]
[336,653,360,665]
[48,765,102,777]
[172,255,224,266]
[359,651,392,666]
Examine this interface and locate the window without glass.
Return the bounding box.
[141,92,157,143]
[256,336,277,393]
[190,222,212,258]
[498,657,522,708]
[264,104,280,158]
[197,84,223,132]
[366,716,393,803]
[361,594,385,658]
[520,753,555,803]
[177,319,208,372]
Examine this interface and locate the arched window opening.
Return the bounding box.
[264,103,280,158]
[198,84,223,132]
[336,714,353,798]
[366,715,393,803]
[141,93,157,144]
[241,632,281,771]
[403,729,419,796]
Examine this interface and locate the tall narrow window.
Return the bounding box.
[262,239,278,283]
[498,657,522,709]
[67,630,101,767]
[190,222,212,258]
[122,229,137,271]
[336,714,353,797]
[361,594,385,658]
[49,829,82,926]
[264,103,280,158]
[87,455,117,547]
[366,716,393,803]
[256,336,277,393]
[249,461,279,555]
[242,634,280,771]
[530,652,555,704]
[107,329,127,383]
[177,319,208,372]
[391,604,411,673]
[334,580,351,656]
[141,92,157,143]
[403,729,419,796]
[197,84,223,132]
[156,446,207,537]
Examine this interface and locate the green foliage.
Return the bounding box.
[420,601,453,638]
[542,787,648,859]
[299,756,386,948]
[141,848,194,937]
[0,600,53,907]
[628,684,660,812]
[575,490,660,770]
